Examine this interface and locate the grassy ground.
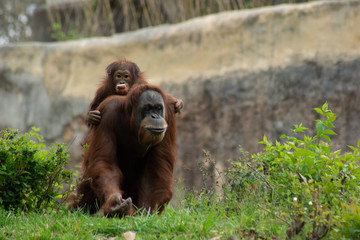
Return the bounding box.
[0,193,287,240]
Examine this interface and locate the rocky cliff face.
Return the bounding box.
[1,0,359,188]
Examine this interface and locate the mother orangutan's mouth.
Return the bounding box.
[146,127,167,134]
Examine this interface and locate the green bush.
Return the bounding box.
[0,127,73,212]
[225,103,360,239]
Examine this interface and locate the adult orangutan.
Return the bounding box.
[87,59,183,125]
[68,83,177,217]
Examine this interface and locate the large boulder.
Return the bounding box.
[1,0,360,187]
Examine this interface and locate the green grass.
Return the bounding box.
[0,195,288,240]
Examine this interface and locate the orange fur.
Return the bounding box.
[69,83,177,217]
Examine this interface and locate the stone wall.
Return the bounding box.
[1,0,359,188]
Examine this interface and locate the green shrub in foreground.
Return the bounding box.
[0,127,73,212]
[225,103,360,239]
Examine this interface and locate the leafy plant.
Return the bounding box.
[225,102,360,239]
[0,127,73,212]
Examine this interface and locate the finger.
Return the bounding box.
[90,110,101,115]
[89,114,101,121]
[115,194,122,204]
[88,116,101,123]
[176,99,183,107]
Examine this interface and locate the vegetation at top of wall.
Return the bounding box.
[48,0,310,41]
[0,127,73,212]
[0,103,359,239]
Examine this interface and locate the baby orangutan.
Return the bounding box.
[87,59,183,125]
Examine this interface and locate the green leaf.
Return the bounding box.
[323,121,335,128]
[322,102,328,112]
[336,161,344,169]
[328,115,337,122]
[304,135,313,144]
[323,129,337,135]
[321,135,331,143]
[358,139,360,147]
[324,112,334,117]
[314,108,323,115]
[323,146,330,155]
[333,149,342,155]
